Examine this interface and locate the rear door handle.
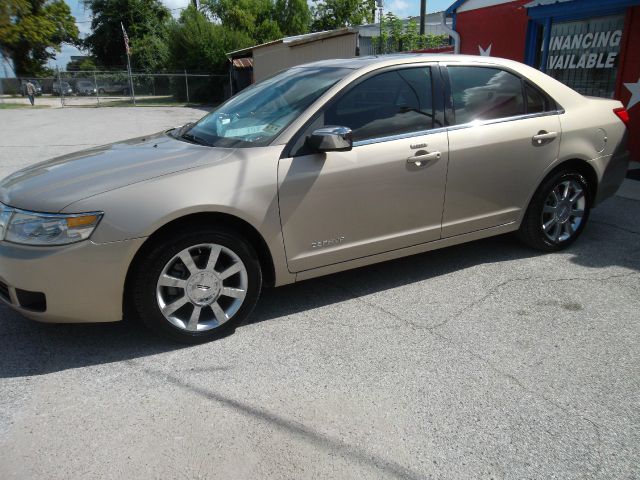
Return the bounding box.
[407,151,441,166]
[532,131,558,146]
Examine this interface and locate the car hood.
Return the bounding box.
[0,131,235,213]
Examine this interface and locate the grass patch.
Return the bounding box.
[0,102,50,109]
[92,96,197,108]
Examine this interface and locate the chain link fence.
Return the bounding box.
[0,70,229,107]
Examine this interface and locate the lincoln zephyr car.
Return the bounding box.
[0,55,630,342]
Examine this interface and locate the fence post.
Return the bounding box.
[57,67,64,108]
[93,71,100,107]
[184,69,190,104]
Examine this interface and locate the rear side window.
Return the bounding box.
[448,66,525,124]
[324,67,434,142]
[525,82,553,113]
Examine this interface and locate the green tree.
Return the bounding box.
[83,0,170,70]
[310,0,375,31]
[374,14,449,54]
[384,12,403,51]
[167,6,252,73]
[67,56,98,71]
[203,0,309,43]
[130,34,169,72]
[202,0,280,43]
[0,0,79,76]
[274,0,310,36]
[403,18,419,51]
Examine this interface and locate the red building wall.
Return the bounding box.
[616,6,640,161]
[455,0,639,162]
[455,0,530,60]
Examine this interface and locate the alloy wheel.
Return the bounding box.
[541,179,586,243]
[155,243,248,332]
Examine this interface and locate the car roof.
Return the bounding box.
[295,53,586,111]
[297,53,524,70]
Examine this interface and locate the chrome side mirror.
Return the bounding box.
[308,126,353,152]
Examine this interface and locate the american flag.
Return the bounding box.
[121,22,130,55]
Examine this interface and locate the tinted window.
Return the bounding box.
[525,82,552,113]
[448,67,525,124]
[324,68,434,142]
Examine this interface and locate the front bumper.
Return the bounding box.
[0,237,145,323]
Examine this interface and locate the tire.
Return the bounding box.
[131,227,262,343]
[98,88,105,94]
[518,169,591,252]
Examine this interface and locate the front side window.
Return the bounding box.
[186,66,350,148]
[323,67,434,142]
[448,66,525,124]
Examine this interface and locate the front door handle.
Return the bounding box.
[407,150,441,166]
[532,131,558,146]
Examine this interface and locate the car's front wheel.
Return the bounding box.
[519,169,591,251]
[132,227,262,343]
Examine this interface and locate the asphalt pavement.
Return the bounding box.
[0,107,638,479]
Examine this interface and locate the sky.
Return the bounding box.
[3,0,453,74]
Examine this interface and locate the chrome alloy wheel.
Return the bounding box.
[155,243,248,332]
[541,179,586,243]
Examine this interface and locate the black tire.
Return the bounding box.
[518,169,591,252]
[131,227,262,343]
[98,88,105,94]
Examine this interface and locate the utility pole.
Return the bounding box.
[377,0,384,54]
[420,0,427,35]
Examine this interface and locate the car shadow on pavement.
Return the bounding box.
[1,195,637,379]
[0,235,537,379]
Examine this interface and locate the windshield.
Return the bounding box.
[184,66,350,148]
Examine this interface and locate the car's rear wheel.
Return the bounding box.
[518,169,591,251]
[132,227,262,343]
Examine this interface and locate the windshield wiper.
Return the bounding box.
[180,131,211,146]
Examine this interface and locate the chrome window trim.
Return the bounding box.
[351,110,562,147]
[445,110,563,132]
[353,127,449,147]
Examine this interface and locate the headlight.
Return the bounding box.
[0,204,102,246]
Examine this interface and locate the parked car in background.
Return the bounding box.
[0,55,630,343]
[97,82,129,95]
[52,81,74,96]
[20,80,42,96]
[75,79,97,96]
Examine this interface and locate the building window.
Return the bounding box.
[541,14,625,98]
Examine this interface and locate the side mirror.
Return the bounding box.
[307,126,353,153]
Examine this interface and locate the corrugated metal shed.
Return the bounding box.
[228,28,358,57]
[227,28,359,83]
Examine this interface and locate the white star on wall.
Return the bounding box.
[624,78,640,110]
[478,44,492,56]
